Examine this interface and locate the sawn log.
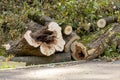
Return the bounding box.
[71,23,120,60]
[6,21,65,56]
[10,52,71,65]
[97,16,118,28]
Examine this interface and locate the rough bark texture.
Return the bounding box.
[6,38,44,56]
[26,21,44,32]
[6,21,66,56]
[71,23,120,60]
[10,52,71,65]
[87,23,120,60]
[97,16,118,28]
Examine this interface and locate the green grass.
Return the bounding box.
[0,62,16,69]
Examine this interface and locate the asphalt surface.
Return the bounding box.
[0,60,120,80]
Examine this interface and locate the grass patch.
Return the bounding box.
[0,62,16,69]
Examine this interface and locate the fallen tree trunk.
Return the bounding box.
[10,52,71,65]
[87,23,120,60]
[97,16,118,28]
[71,23,120,60]
[6,21,65,56]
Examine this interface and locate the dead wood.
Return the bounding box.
[97,16,118,28]
[62,25,73,35]
[10,52,71,65]
[6,22,65,56]
[87,23,120,60]
[70,41,88,60]
[70,23,120,60]
[26,21,44,32]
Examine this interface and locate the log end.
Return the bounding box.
[63,25,73,35]
[24,22,65,56]
[48,22,66,52]
[24,30,40,48]
[97,19,106,28]
[71,41,88,60]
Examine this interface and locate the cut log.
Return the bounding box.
[70,41,88,60]
[70,23,120,60]
[28,13,73,35]
[64,32,80,53]
[62,25,73,35]
[87,23,120,60]
[40,15,54,25]
[26,21,43,32]
[97,16,118,28]
[10,52,71,65]
[6,22,65,56]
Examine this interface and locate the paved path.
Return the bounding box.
[0,60,120,80]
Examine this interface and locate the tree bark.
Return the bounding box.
[71,23,120,60]
[6,21,66,56]
[10,52,71,65]
[26,21,44,32]
[87,23,120,60]
[97,16,118,28]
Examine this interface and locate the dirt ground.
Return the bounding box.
[0,60,120,80]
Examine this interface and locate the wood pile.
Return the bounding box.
[3,15,120,65]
